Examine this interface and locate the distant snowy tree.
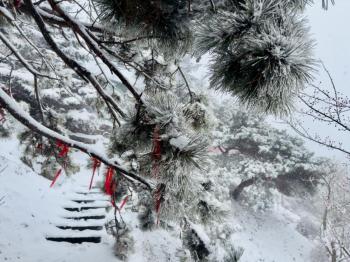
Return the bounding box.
[289,65,350,160]
[315,162,350,262]
[213,102,326,206]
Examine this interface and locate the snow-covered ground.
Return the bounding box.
[231,204,315,262]
[0,134,319,261]
[0,135,184,262]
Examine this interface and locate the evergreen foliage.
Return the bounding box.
[0,122,10,138]
[18,113,79,179]
[196,0,315,114]
[0,0,336,260]
[213,103,326,207]
[109,93,209,221]
[94,0,192,54]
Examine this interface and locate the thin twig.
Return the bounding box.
[177,66,193,102]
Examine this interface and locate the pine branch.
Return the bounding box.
[23,0,126,118]
[47,0,142,103]
[21,4,116,34]
[0,86,152,190]
[0,31,57,80]
[177,66,193,102]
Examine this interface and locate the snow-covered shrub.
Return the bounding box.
[212,103,325,209]
[182,226,210,260]
[136,189,155,230]
[222,245,244,262]
[18,131,79,179]
[0,120,10,138]
[296,216,319,240]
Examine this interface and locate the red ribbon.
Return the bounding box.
[152,126,161,159]
[50,168,62,188]
[56,140,69,158]
[119,195,129,211]
[110,179,119,207]
[50,141,69,188]
[14,0,22,9]
[154,184,165,225]
[89,158,101,190]
[152,126,161,178]
[104,167,114,195]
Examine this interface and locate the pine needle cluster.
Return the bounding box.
[94,0,192,54]
[109,93,209,220]
[195,0,315,115]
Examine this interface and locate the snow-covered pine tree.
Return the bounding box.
[0,0,332,260]
[212,102,327,209]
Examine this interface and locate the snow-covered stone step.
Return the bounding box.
[75,191,103,195]
[61,208,106,218]
[46,229,103,238]
[71,199,109,204]
[46,236,101,244]
[74,187,102,193]
[63,206,109,212]
[65,192,108,198]
[54,219,106,227]
[63,215,106,220]
[63,200,111,208]
[56,225,103,231]
[66,193,109,199]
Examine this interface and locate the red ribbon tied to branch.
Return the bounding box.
[119,195,129,211]
[154,183,165,225]
[14,0,22,9]
[104,166,114,195]
[152,125,161,178]
[89,158,101,190]
[50,168,62,188]
[110,180,118,207]
[56,140,70,158]
[50,140,70,188]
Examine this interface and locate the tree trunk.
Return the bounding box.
[231,177,258,200]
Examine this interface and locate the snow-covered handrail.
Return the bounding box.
[0,87,152,190]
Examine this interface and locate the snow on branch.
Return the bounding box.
[21,4,116,34]
[0,31,57,80]
[22,0,125,119]
[0,86,152,190]
[46,0,142,103]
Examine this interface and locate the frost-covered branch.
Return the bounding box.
[23,0,125,118]
[289,65,350,159]
[0,31,56,80]
[177,66,193,102]
[46,0,142,103]
[21,4,115,34]
[0,86,152,189]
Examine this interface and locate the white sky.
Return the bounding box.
[272,1,350,162]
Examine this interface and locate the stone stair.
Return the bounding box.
[46,188,111,244]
